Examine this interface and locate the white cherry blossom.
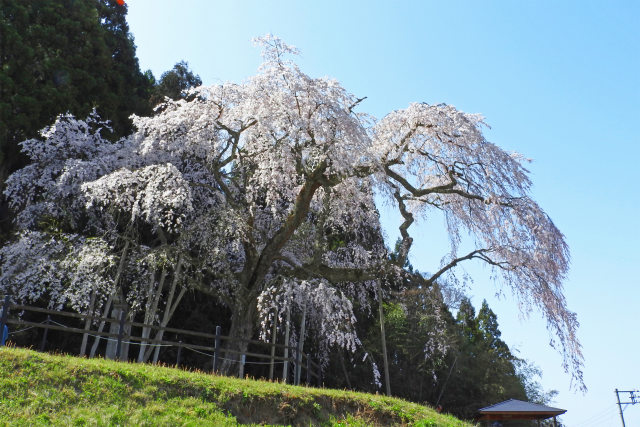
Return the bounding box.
[1,35,581,387]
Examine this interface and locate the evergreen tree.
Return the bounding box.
[338,290,540,421]
[441,298,529,420]
[150,60,202,105]
[94,0,154,134]
[0,0,153,239]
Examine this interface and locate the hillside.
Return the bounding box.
[0,347,472,426]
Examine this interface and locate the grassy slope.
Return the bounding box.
[0,347,472,426]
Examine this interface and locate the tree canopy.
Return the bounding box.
[0,35,583,388]
[0,0,154,240]
[347,291,545,420]
[0,0,152,162]
[150,61,202,106]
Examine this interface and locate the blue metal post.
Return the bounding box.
[0,295,9,346]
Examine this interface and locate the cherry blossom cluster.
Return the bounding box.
[0,35,582,387]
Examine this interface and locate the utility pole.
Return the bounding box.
[615,388,639,427]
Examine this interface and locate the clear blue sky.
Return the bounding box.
[127,1,640,425]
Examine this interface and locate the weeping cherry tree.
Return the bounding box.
[1,35,582,387]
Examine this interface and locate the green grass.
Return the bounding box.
[0,347,472,426]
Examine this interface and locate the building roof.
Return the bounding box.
[476,399,567,421]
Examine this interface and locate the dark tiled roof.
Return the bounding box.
[478,398,566,415]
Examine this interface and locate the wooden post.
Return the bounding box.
[239,354,246,378]
[376,280,391,396]
[294,350,300,385]
[282,305,291,383]
[39,315,51,351]
[269,312,277,380]
[176,340,182,366]
[106,302,129,360]
[339,353,352,389]
[295,302,307,385]
[212,325,221,373]
[115,308,127,360]
[0,295,10,347]
[79,291,96,356]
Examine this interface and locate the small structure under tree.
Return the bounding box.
[476,399,566,426]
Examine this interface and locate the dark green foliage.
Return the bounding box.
[324,287,549,423]
[93,0,155,133]
[442,299,529,420]
[150,60,202,105]
[0,0,153,239]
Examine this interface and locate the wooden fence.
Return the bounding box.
[0,295,321,386]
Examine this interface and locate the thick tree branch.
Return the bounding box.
[393,190,414,267]
[385,164,487,202]
[424,248,492,286]
[243,162,328,289]
[287,263,379,284]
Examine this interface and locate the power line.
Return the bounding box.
[576,404,617,427]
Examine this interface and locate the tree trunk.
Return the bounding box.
[219,293,257,376]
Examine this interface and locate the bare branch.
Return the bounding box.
[424,248,491,286]
[348,96,367,113]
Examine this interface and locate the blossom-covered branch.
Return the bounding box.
[1,35,582,388]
